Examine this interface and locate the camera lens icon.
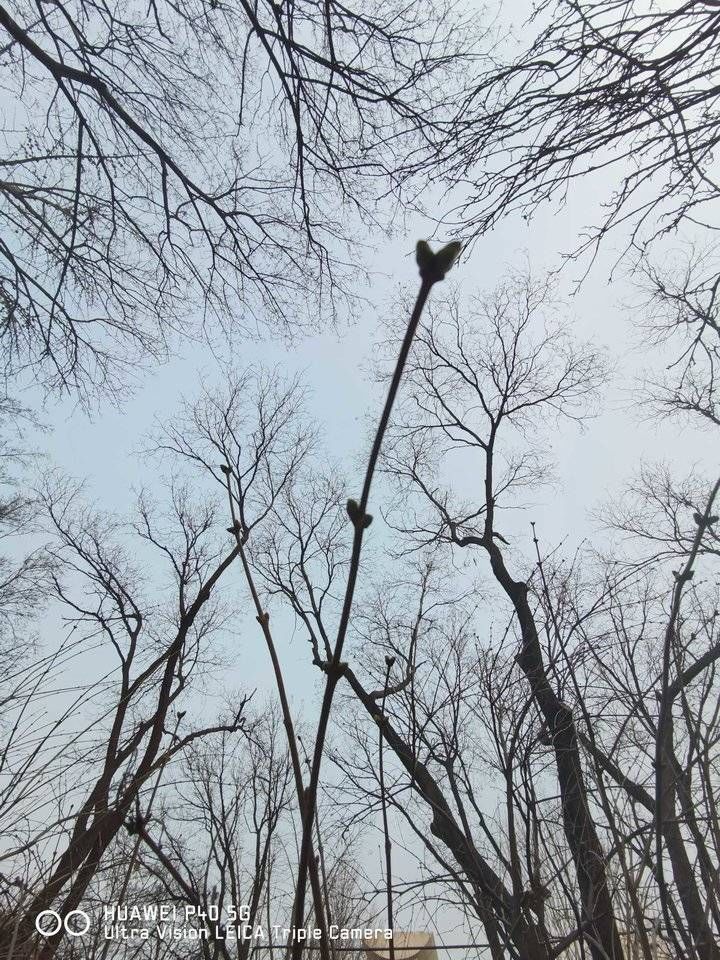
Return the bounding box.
[35,910,91,938]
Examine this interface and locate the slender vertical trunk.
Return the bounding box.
[486,540,625,960]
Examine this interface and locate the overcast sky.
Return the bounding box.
[25,167,713,685]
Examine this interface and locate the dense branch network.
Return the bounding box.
[0,0,470,391]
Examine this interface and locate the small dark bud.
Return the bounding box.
[346,498,373,529]
[415,239,462,282]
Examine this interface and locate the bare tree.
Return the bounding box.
[0,470,259,957]
[0,0,472,392]
[419,0,720,446]
[371,275,720,959]
[632,247,720,432]
[132,713,295,960]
